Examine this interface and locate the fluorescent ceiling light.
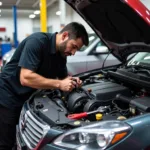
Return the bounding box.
[0,2,2,6]
[0,9,1,13]
[56,11,61,15]
[29,14,36,19]
[34,10,40,15]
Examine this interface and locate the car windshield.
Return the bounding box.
[79,33,98,51]
[127,52,150,67]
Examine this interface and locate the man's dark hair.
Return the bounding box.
[59,22,89,46]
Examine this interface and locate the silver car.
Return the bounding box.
[67,35,120,75]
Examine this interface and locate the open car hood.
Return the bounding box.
[65,0,150,62]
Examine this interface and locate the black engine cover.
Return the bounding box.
[83,81,131,103]
[67,81,131,113]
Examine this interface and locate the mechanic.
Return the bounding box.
[0,22,89,150]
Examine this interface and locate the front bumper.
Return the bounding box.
[16,101,150,150]
[16,101,65,150]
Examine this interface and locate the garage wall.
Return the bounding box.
[0,9,35,43]
[17,17,33,42]
[32,19,40,32]
[47,2,93,33]
[0,16,13,41]
[0,2,93,43]
[72,11,93,33]
[47,2,75,32]
[47,3,60,32]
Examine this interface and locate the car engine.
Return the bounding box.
[28,66,150,129]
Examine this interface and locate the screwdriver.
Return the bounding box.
[68,110,101,119]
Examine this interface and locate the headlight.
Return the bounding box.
[53,121,131,150]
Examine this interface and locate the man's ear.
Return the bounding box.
[62,31,69,41]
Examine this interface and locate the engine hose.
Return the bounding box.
[116,94,132,103]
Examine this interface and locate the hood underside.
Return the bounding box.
[65,0,150,62]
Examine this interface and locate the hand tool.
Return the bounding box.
[68,109,101,119]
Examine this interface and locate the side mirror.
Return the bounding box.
[95,46,108,53]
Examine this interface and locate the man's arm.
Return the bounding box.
[20,68,76,91]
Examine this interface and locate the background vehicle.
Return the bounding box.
[2,48,15,66]
[67,33,120,74]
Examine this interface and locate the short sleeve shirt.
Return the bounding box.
[0,32,68,109]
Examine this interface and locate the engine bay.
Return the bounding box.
[28,65,150,129]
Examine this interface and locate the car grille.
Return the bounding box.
[19,110,50,149]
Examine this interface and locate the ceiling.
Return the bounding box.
[0,0,58,10]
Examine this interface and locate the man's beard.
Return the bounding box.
[58,40,71,58]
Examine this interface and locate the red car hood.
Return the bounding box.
[65,0,150,62]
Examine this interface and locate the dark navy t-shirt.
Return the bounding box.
[0,32,68,109]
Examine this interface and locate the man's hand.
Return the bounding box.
[59,77,77,92]
[72,77,82,88]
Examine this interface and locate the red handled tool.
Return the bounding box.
[68,110,100,119]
